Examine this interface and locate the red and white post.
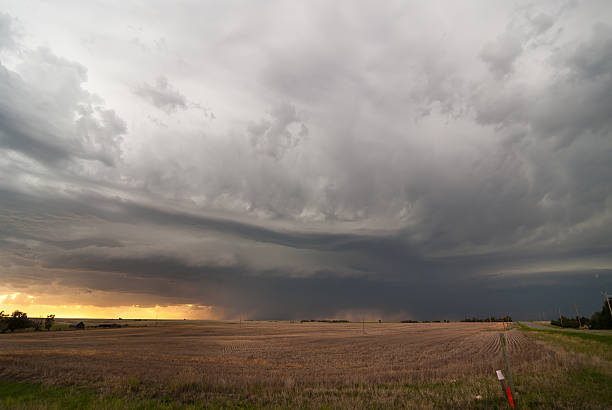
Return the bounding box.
[496,370,515,408]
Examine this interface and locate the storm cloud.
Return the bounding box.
[1,2,611,320]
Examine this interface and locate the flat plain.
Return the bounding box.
[1,321,611,408]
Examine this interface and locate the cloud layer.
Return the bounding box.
[1,2,611,319]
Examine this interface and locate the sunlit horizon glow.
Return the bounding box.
[0,293,218,320]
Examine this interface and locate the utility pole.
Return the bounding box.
[604,292,612,318]
[558,307,563,327]
[574,303,582,327]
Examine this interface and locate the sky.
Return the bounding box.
[1,0,611,320]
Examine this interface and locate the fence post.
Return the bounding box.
[500,332,516,404]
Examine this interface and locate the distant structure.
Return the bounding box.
[69,321,85,329]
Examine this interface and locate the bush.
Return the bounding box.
[44,314,55,331]
[31,319,43,331]
[590,299,612,329]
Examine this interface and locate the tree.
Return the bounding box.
[0,311,8,333]
[590,298,612,329]
[6,311,32,332]
[44,314,55,331]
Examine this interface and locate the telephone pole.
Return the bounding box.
[574,303,582,327]
[604,292,612,317]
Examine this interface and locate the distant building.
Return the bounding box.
[69,321,85,329]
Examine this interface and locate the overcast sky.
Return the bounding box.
[1,1,611,320]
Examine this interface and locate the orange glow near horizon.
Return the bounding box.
[0,293,218,320]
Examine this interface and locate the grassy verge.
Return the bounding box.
[517,322,612,361]
[514,366,612,409]
[514,322,612,408]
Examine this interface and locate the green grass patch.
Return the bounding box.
[518,322,612,361]
[0,381,187,410]
[515,367,612,409]
[518,322,612,345]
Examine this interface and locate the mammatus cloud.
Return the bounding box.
[1,2,611,320]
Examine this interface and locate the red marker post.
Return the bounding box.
[496,370,515,408]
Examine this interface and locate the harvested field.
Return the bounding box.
[0,321,550,388]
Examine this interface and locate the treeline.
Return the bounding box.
[0,311,55,333]
[552,299,612,329]
[300,319,349,323]
[401,320,451,323]
[550,316,590,329]
[461,316,512,323]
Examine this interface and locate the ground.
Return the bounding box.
[0,320,610,408]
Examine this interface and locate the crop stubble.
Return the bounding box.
[0,322,552,389]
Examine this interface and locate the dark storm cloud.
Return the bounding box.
[3,186,611,320]
[0,187,401,257]
[2,2,612,320]
[21,249,612,320]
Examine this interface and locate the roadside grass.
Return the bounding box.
[517,322,612,361]
[513,366,612,409]
[514,322,612,408]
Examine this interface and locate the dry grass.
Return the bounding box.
[2,321,606,408]
[1,322,547,387]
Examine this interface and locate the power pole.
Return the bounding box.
[558,308,563,326]
[574,303,582,327]
[605,292,612,318]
